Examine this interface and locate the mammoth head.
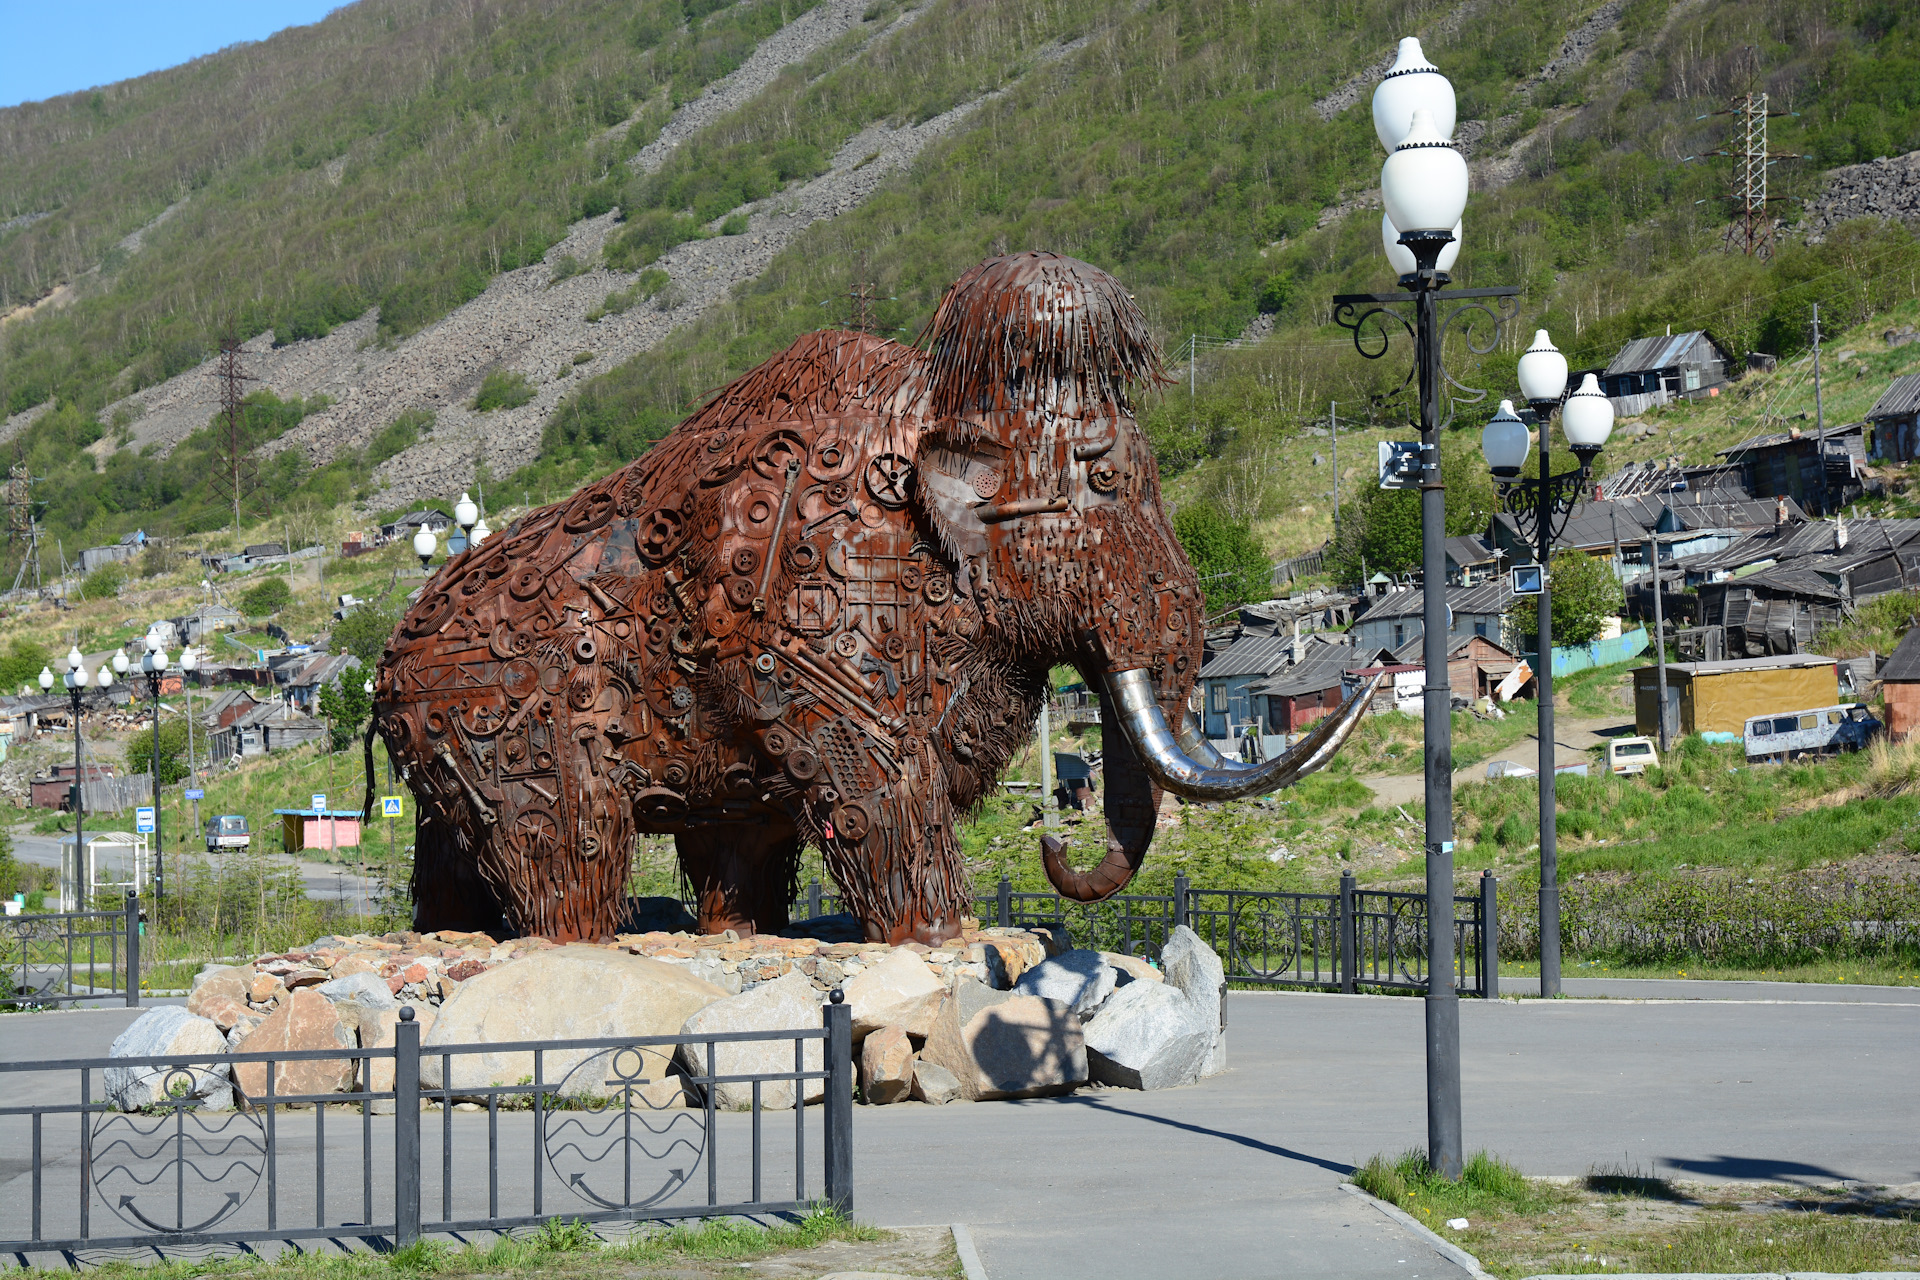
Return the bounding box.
[911,252,1382,900]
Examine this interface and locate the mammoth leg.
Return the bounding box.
[488,786,635,944]
[410,808,507,937]
[677,821,799,937]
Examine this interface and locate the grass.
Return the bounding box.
[1353,1153,1920,1279]
[1499,956,1920,987]
[71,1208,911,1280]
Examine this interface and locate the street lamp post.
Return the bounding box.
[1328,37,1521,1180]
[141,637,171,904]
[181,647,201,849]
[1482,347,1615,999]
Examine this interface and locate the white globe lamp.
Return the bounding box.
[1380,110,1468,273]
[1561,373,1615,463]
[1481,400,1531,478]
[1382,212,1461,278]
[412,527,437,568]
[1371,37,1456,152]
[1516,330,1570,405]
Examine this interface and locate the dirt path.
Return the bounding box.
[1360,713,1634,808]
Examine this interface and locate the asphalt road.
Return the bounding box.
[3,986,1913,1278]
[11,828,383,906]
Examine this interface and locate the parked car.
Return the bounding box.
[1605,737,1660,776]
[1742,704,1882,763]
[206,814,252,852]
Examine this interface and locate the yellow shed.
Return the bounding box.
[1633,656,1839,736]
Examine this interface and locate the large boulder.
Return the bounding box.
[359,1004,439,1099]
[920,979,1086,1101]
[1102,952,1163,985]
[842,949,944,1042]
[188,965,252,1016]
[105,1007,233,1111]
[1012,950,1118,1016]
[424,944,726,1096]
[1082,979,1212,1090]
[859,1025,915,1105]
[676,970,824,1111]
[315,970,396,1034]
[230,988,356,1100]
[1161,926,1227,1077]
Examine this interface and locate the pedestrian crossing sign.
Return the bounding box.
[381,796,404,818]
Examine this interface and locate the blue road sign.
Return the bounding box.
[381,796,404,818]
[183,788,205,800]
[135,806,156,834]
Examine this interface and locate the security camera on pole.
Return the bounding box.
[1330,36,1526,1180]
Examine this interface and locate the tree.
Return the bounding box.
[1328,429,1500,583]
[127,718,193,786]
[240,576,293,616]
[331,600,402,668]
[81,561,127,599]
[1507,549,1623,648]
[1173,501,1271,613]
[0,639,52,695]
[318,672,372,753]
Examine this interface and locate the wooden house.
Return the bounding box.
[1879,627,1920,739]
[1867,373,1920,463]
[1599,330,1735,413]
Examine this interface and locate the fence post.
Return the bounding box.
[823,990,853,1216]
[393,1007,421,1247]
[807,878,822,920]
[996,876,1011,928]
[1173,873,1189,931]
[1338,872,1356,995]
[1479,871,1499,1000]
[124,891,140,1007]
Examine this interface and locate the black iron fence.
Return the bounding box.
[0,1000,854,1258]
[794,872,1498,997]
[1,892,140,1008]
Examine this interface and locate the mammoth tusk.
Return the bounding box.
[1102,669,1383,801]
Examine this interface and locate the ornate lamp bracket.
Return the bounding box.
[1330,286,1521,427]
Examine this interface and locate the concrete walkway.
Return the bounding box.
[5,987,1914,1278]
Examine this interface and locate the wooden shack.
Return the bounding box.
[1879,627,1920,740]
[1633,655,1839,736]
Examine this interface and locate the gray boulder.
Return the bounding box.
[1082,979,1211,1090]
[314,970,396,1033]
[910,1060,962,1105]
[105,1006,233,1111]
[1011,949,1118,1016]
[1161,926,1227,1077]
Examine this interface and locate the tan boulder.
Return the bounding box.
[921,980,1086,1101]
[1102,953,1163,985]
[250,972,287,1005]
[423,944,725,1096]
[676,970,824,1110]
[859,1025,915,1105]
[842,948,945,1042]
[230,989,356,1100]
[188,965,252,1019]
[359,1005,439,1094]
[331,954,380,980]
[195,995,254,1030]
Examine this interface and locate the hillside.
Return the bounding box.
[2,0,1918,560]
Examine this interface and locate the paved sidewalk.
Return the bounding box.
[1547,976,1920,1003]
[5,990,1914,1278]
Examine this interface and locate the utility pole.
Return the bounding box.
[1812,303,1828,515]
[1690,89,1802,259]
[1330,401,1341,545]
[1650,536,1671,751]
[209,336,256,535]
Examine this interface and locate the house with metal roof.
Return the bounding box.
[1879,626,1920,739]
[1866,373,1920,463]
[1196,629,1351,738]
[1598,330,1736,413]
[1444,534,1500,585]
[378,509,453,542]
[1247,645,1356,733]
[1716,423,1866,515]
[1350,580,1515,654]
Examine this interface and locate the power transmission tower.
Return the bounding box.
[207,335,259,533]
[4,458,44,596]
[1691,90,1802,258]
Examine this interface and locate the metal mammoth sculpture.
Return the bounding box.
[371,252,1379,945]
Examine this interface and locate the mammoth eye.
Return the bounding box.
[1087,458,1120,494]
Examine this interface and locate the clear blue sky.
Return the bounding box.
[0,2,344,109]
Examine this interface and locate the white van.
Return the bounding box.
[1605,737,1659,775]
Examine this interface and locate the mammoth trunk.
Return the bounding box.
[1040,691,1158,902]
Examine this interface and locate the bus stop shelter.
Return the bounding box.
[275,808,363,857]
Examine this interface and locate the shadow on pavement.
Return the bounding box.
[1057,1095,1356,1176]
[1656,1154,1861,1184]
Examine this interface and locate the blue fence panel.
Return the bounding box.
[1548,626,1648,678]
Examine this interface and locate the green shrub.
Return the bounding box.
[548,253,590,286]
[368,408,433,466]
[719,213,749,236]
[603,209,704,271]
[584,269,673,322]
[472,368,535,412]
[572,350,596,365]
[81,561,127,599]
[239,576,293,616]
[127,718,193,786]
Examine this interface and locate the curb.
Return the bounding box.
[1339,1182,1490,1278]
[950,1223,988,1280]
